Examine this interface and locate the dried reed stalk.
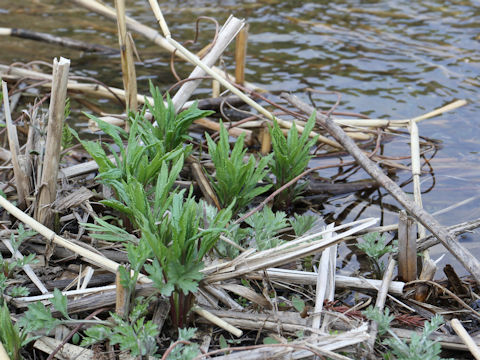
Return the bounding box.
[172,16,244,110]
[115,0,137,120]
[450,318,480,359]
[35,57,70,227]
[2,81,29,209]
[235,26,248,85]
[397,211,417,282]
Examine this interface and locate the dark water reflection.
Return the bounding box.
[0,0,479,274]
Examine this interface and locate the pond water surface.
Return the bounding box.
[0,0,479,275]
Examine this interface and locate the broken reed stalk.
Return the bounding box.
[450,318,480,360]
[115,0,138,124]
[333,99,467,128]
[0,195,150,284]
[367,258,396,359]
[397,210,417,282]
[2,81,29,210]
[192,306,243,337]
[312,225,337,331]
[235,26,248,85]
[0,27,117,53]
[0,341,10,360]
[409,119,435,300]
[172,16,245,111]
[282,93,480,287]
[35,57,70,228]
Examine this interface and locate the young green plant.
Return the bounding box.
[269,113,318,209]
[206,122,271,214]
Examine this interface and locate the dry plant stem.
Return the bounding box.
[0,195,150,284]
[115,0,137,121]
[367,258,396,359]
[190,161,221,209]
[234,26,248,85]
[246,269,404,296]
[115,270,127,318]
[35,57,70,228]
[282,93,480,287]
[333,99,467,128]
[0,27,116,53]
[1,238,48,294]
[312,224,336,330]
[2,81,29,209]
[0,342,10,360]
[172,16,244,111]
[397,210,417,282]
[193,306,243,337]
[409,120,425,238]
[450,318,480,360]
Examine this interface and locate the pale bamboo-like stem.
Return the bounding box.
[409,120,425,238]
[2,81,29,209]
[312,224,336,330]
[212,79,220,98]
[397,210,417,282]
[193,306,243,337]
[0,342,9,360]
[235,26,248,85]
[146,0,170,38]
[0,195,151,284]
[35,57,70,227]
[115,0,137,121]
[172,16,244,111]
[333,99,467,127]
[0,28,11,36]
[367,258,396,358]
[16,285,117,302]
[450,318,480,360]
[2,239,48,294]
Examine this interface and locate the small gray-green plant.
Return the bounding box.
[244,206,288,250]
[206,122,272,214]
[363,306,447,360]
[290,213,317,236]
[166,327,200,360]
[269,113,318,209]
[82,297,159,357]
[0,225,37,305]
[356,232,397,279]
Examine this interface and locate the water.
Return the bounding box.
[0,0,479,273]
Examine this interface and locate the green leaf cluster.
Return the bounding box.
[166,327,200,360]
[82,299,159,357]
[206,122,271,214]
[269,113,318,208]
[244,206,288,250]
[147,81,214,153]
[356,232,397,279]
[290,213,317,236]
